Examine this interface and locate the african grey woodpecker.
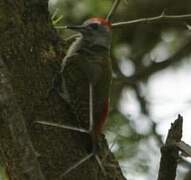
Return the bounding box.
[56,17,112,149]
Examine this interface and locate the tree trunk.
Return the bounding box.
[0,1,125,180]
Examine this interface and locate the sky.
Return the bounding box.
[149,63,191,144]
[117,61,191,180]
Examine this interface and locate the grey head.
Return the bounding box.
[66,17,112,49]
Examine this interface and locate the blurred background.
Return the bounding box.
[2,0,190,179]
[48,0,191,179]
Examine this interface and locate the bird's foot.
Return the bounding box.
[35,121,89,134]
[36,121,106,177]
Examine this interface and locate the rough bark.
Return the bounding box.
[0,0,125,180]
[0,56,45,180]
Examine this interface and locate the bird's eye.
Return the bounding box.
[90,23,99,29]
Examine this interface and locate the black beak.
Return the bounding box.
[66,25,86,32]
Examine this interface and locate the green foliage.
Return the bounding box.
[106,110,146,159]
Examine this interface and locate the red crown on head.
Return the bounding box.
[87,17,112,29]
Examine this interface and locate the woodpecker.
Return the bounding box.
[57,17,112,141]
[59,17,112,175]
[37,17,112,176]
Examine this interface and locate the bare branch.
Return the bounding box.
[112,12,191,28]
[106,0,122,20]
[0,57,45,180]
[54,25,67,29]
[157,115,183,180]
[176,141,191,157]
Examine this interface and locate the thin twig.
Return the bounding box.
[51,8,59,20]
[106,0,122,20]
[64,34,81,41]
[53,15,64,25]
[54,13,191,30]
[95,155,106,176]
[55,25,67,29]
[112,12,191,28]
[60,153,94,178]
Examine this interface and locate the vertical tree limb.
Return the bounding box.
[0,57,45,180]
[157,115,183,180]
